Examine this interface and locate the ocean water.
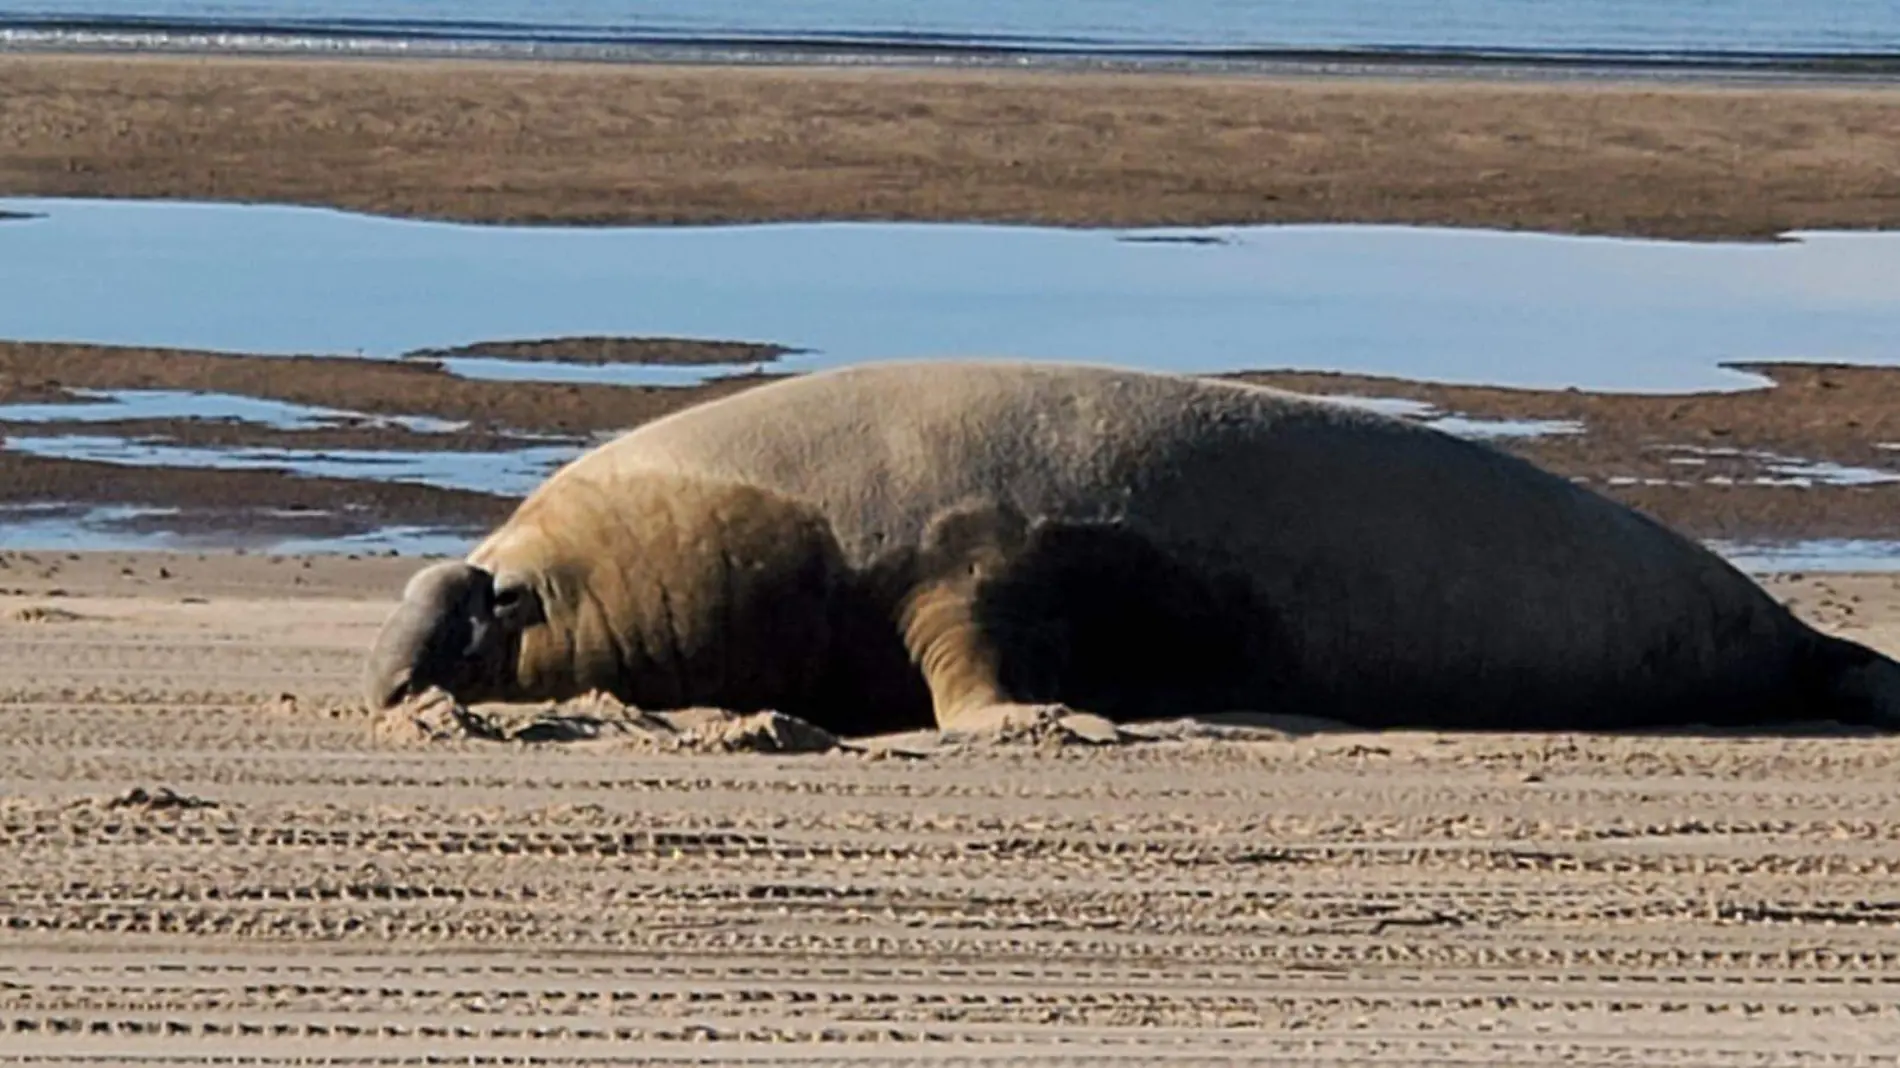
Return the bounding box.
[3,0,1898,69]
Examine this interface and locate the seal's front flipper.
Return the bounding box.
[895,502,1068,729]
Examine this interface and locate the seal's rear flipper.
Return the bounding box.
[1815,635,1900,732]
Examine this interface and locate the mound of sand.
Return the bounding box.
[371,688,508,744]
[939,703,1128,747]
[370,688,1348,757]
[371,689,842,754]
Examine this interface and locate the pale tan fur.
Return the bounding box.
[369,359,1900,733]
[470,470,844,716]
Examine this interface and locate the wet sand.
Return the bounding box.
[1235,362,1900,543]
[3,550,1899,1063]
[4,54,1900,239]
[4,340,1899,546]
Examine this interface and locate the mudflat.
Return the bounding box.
[4,54,1900,238]
[4,340,1900,547]
[2,550,1899,1063]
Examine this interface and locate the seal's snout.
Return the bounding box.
[363,561,516,710]
[369,667,415,711]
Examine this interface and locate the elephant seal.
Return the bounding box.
[363,359,1900,735]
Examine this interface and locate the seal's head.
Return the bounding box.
[361,471,855,718]
[362,560,544,710]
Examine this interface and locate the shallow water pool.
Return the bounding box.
[6,502,1894,572]
[0,388,466,433]
[1,436,585,497]
[4,197,1898,393]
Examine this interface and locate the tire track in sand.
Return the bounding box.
[3,558,1900,1064]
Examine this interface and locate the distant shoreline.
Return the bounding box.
[6,33,1900,87]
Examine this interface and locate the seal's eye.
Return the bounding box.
[490,578,541,627]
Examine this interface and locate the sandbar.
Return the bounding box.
[3,54,1898,238]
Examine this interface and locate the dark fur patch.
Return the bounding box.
[970,521,1274,722]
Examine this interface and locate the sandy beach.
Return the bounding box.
[2,551,1900,1063]
[4,50,1900,1065]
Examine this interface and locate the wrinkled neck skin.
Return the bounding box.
[469,470,847,718]
[500,568,681,709]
